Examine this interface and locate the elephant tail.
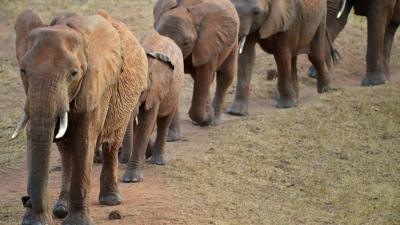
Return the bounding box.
[325,29,341,64]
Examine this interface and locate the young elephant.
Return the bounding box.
[12,10,147,225]
[154,0,239,126]
[120,31,184,183]
[227,0,333,114]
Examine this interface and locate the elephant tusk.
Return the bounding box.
[337,0,347,19]
[10,111,29,140]
[239,36,247,54]
[135,116,139,125]
[55,112,68,139]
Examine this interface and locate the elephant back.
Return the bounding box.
[141,31,184,110]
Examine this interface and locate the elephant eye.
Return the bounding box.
[20,69,26,76]
[69,70,79,79]
[253,8,262,16]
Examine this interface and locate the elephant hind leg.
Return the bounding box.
[383,22,399,80]
[167,108,181,142]
[148,112,174,165]
[308,23,331,93]
[99,142,122,206]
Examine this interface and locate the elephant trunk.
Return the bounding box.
[27,116,55,215]
[25,81,67,218]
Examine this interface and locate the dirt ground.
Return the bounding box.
[0,1,399,225]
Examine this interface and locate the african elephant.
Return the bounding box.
[227,0,334,114]
[154,0,239,126]
[119,31,184,182]
[308,0,400,86]
[12,10,147,225]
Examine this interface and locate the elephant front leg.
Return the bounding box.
[212,47,237,125]
[119,113,135,163]
[62,129,96,225]
[123,105,158,183]
[226,37,256,116]
[53,143,72,219]
[274,40,297,108]
[362,6,389,86]
[189,66,215,126]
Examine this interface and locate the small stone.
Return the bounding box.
[108,210,122,220]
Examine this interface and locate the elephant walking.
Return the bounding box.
[227,0,334,114]
[309,0,400,86]
[154,0,240,126]
[13,10,147,225]
[119,31,184,183]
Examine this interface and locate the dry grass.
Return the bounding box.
[165,84,400,225]
[0,1,399,225]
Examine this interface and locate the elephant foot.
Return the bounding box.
[277,97,297,109]
[226,100,248,116]
[21,196,52,225]
[191,119,212,127]
[317,83,332,94]
[122,168,144,183]
[148,153,166,165]
[62,213,94,225]
[189,105,214,127]
[308,66,317,79]
[99,191,122,206]
[22,211,52,225]
[53,199,68,219]
[362,73,386,86]
[211,115,222,126]
[167,128,181,142]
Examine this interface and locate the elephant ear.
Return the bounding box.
[147,52,174,69]
[153,0,179,28]
[52,13,122,112]
[145,52,174,110]
[189,3,238,67]
[15,10,46,64]
[259,0,297,39]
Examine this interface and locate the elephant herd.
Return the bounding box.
[8,0,399,224]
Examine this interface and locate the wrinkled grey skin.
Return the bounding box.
[309,0,400,86]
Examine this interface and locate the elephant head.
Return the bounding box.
[13,10,122,222]
[154,0,238,67]
[230,0,298,52]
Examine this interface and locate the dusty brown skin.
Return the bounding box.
[14,10,147,225]
[227,0,332,114]
[154,0,239,126]
[119,31,184,183]
[309,0,400,86]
